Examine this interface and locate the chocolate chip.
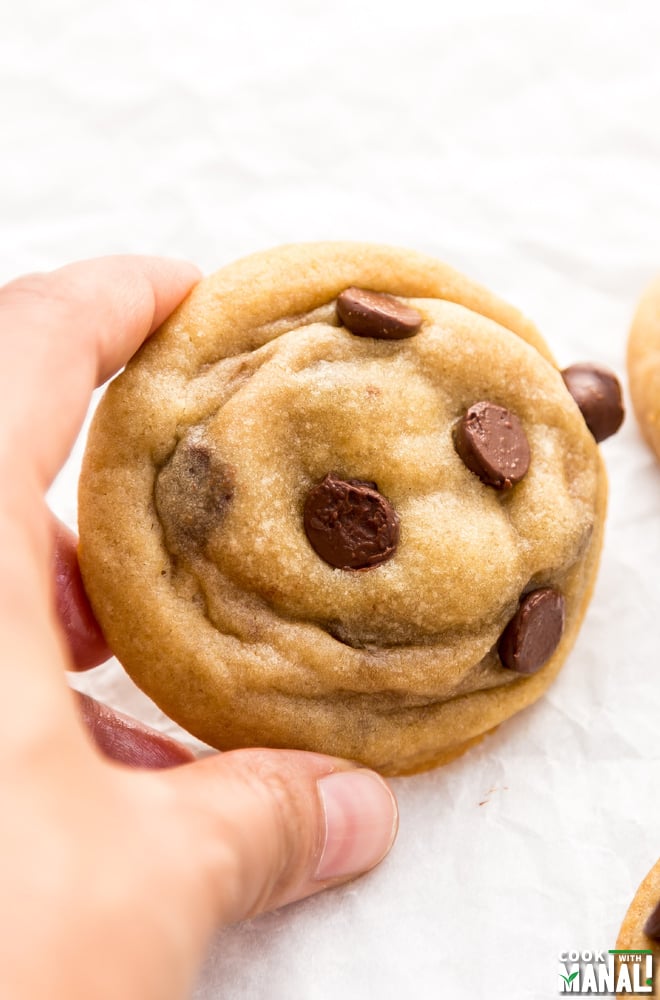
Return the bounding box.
[347,478,378,491]
[644,901,660,942]
[336,287,422,340]
[561,363,624,443]
[454,402,530,489]
[155,435,234,554]
[498,588,565,674]
[304,473,399,570]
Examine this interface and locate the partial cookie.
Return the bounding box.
[78,243,620,775]
[616,857,660,999]
[629,276,660,461]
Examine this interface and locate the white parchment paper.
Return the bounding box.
[3,2,660,997]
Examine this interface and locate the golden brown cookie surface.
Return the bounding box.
[616,858,660,999]
[629,276,660,462]
[78,242,610,775]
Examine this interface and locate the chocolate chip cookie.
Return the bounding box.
[629,276,660,462]
[616,858,660,998]
[78,243,621,775]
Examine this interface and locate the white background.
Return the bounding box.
[3,2,660,997]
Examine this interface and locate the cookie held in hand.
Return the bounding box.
[78,243,619,775]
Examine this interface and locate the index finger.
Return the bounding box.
[0,255,201,487]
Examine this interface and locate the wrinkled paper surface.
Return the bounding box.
[3,1,660,997]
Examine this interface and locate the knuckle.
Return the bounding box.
[0,272,81,343]
[2,271,66,307]
[180,750,325,922]
[234,752,318,912]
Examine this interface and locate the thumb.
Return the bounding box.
[166,748,399,927]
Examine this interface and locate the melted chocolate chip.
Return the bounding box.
[644,902,660,942]
[454,402,530,489]
[644,900,660,942]
[498,588,565,674]
[561,363,624,443]
[155,435,234,554]
[304,473,399,569]
[336,287,422,340]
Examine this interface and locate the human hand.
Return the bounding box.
[0,257,399,1000]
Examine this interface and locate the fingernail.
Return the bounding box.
[315,770,398,881]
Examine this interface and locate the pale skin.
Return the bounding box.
[0,256,399,1000]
